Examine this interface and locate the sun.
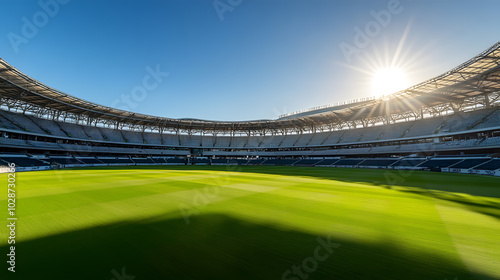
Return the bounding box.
[371,68,409,98]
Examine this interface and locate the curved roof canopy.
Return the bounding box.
[1,41,500,133]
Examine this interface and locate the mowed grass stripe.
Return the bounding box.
[17,180,210,216]
[434,199,500,279]
[12,170,237,199]
[15,177,295,241]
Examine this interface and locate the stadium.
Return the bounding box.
[0,41,499,279]
[1,42,500,174]
[1,3,500,279]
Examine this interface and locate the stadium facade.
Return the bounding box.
[1,41,500,175]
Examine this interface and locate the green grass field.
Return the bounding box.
[1,166,500,280]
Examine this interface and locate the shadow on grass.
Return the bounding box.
[1,213,492,280]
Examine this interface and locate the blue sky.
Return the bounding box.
[1,0,499,121]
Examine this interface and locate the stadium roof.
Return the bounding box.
[1,40,500,133]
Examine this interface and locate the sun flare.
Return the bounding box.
[371,68,409,98]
